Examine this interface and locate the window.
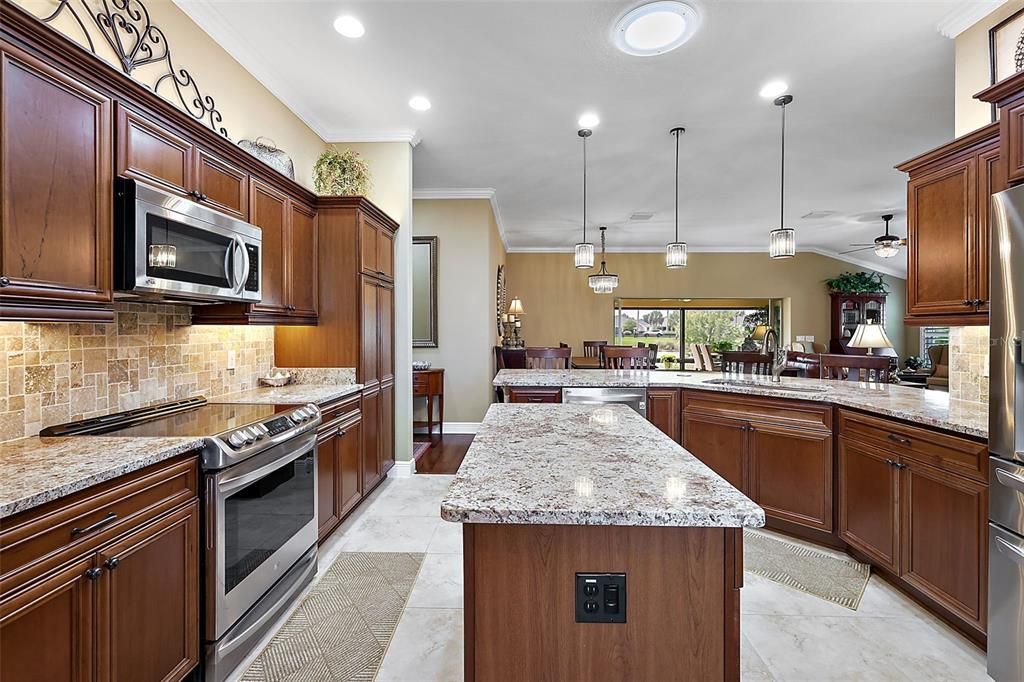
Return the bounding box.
[920,326,950,365]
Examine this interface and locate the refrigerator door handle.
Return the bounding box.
[995,536,1024,567]
[995,467,1024,493]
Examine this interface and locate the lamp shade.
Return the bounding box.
[848,324,892,354]
[751,324,771,342]
[508,297,525,315]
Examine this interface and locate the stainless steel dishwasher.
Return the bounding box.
[562,387,647,417]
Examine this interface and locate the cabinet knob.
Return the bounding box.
[84,567,103,580]
[974,299,984,307]
[962,300,973,306]
[0,276,9,287]
[104,557,119,570]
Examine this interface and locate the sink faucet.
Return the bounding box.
[761,328,787,383]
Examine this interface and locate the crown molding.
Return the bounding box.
[327,129,423,146]
[412,188,509,251]
[936,0,1007,38]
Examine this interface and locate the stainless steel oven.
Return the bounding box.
[115,177,262,303]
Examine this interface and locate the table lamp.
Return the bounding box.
[848,324,893,355]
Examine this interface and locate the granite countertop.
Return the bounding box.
[0,436,204,519]
[493,369,988,439]
[440,404,765,528]
[213,383,362,406]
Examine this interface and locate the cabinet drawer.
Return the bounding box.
[682,390,832,432]
[507,388,562,404]
[319,393,361,428]
[837,410,986,482]
[0,456,198,583]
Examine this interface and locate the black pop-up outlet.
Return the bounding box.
[575,573,626,623]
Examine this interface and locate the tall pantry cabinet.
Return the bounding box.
[275,197,398,488]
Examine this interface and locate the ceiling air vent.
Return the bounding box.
[629,212,655,221]
[801,210,837,220]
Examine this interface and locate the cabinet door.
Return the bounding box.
[287,201,318,318]
[379,381,395,475]
[360,277,380,385]
[0,556,96,682]
[117,105,194,198]
[378,283,395,385]
[359,217,378,276]
[900,462,987,629]
[749,423,833,532]
[646,389,681,443]
[838,439,900,572]
[376,227,395,281]
[361,387,382,490]
[337,418,363,516]
[507,388,562,403]
[976,146,1002,314]
[96,502,199,682]
[1002,97,1024,185]
[906,158,976,316]
[249,179,289,315]
[317,430,340,542]
[196,149,248,219]
[681,412,749,494]
[1,44,113,307]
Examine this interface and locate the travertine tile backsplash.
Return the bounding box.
[949,326,990,404]
[1,302,274,442]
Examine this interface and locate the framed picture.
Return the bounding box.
[990,7,1024,120]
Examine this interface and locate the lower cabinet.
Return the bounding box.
[506,388,562,403]
[681,390,833,532]
[646,388,681,443]
[838,438,900,572]
[362,386,383,492]
[0,456,200,681]
[380,381,395,475]
[317,402,363,542]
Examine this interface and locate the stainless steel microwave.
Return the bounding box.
[115,177,262,303]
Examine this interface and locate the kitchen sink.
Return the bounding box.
[701,378,829,394]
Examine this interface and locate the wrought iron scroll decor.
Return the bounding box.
[42,0,229,137]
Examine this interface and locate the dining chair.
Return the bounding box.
[689,344,706,371]
[697,344,718,372]
[645,343,659,369]
[819,354,890,383]
[720,351,772,375]
[601,346,650,370]
[526,346,572,370]
[583,341,608,358]
[495,346,527,370]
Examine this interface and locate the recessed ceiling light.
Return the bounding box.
[759,80,789,99]
[409,95,431,111]
[612,1,701,57]
[578,112,600,128]
[333,15,364,38]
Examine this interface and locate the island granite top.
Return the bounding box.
[493,370,988,440]
[440,403,765,528]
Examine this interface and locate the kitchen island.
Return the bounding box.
[441,403,764,682]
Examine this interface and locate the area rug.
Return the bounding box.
[744,529,870,610]
[241,552,423,681]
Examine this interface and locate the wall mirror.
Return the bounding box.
[413,236,439,347]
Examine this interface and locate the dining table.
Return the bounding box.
[570,356,601,369]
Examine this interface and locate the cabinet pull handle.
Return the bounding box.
[104,557,119,570]
[0,276,9,287]
[84,567,103,580]
[962,300,973,306]
[973,299,984,307]
[884,458,897,467]
[887,434,912,447]
[71,512,117,537]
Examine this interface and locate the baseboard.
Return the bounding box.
[388,460,415,478]
[444,421,480,434]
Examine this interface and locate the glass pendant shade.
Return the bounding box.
[588,269,619,294]
[148,243,177,268]
[769,227,795,259]
[874,240,900,259]
[665,241,688,268]
[575,242,595,268]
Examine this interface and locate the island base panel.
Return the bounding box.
[463,523,741,682]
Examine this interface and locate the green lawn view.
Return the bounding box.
[618,307,769,360]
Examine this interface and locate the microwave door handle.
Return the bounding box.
[223,239,235,290]
[234,236,249,294]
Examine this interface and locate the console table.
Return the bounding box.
[413,368,445,443]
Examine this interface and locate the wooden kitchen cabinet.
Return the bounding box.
[838,438,900,572]
[682,411,749,494]
[646,388,681,443]
[0,455,200,681]
[317,398,363,542]
[897,123,998,325]
[359,213,395,282]
[380,381,395,475]
[286,200,319,319]
[1,41,114,322]
[361,386,383,491]
[507,388,563,404]
[250,178,290,316]
[196,148,249,220]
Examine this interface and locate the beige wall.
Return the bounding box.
[14,0,327,189]
[412,199,505,424]
[506,251,913,359]
[955,1,1024,135]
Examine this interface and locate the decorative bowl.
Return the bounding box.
[412,361,432,371]
[259,372,292,387]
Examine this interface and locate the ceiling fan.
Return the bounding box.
[841,214,905,259]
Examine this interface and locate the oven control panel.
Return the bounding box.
[224,404,320,449]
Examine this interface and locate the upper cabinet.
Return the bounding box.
[897,124,998,326]
[359,213,395,282]
[196,148,249,220]
[0,41,114,322]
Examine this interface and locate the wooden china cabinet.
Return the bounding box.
[828,292,888,355]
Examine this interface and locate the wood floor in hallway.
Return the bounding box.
[414,434,473,474]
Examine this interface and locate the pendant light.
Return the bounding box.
[666,126,687,268]
[588,226,619,293]
[574,128,595,269]
[768,94,795,259]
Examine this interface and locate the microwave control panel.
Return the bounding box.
[245,245,260,292]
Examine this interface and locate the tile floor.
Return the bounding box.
[232,473,991,682]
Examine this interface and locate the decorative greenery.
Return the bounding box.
[904,355,924,370]
[313,148,371,196]
[711,340,734,353]
[825,271,888,295]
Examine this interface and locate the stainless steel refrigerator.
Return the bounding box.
[988,184,1024,682]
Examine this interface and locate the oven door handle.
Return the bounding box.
[217,445,312,496]
[995,467,1024,493]
[995,536,1024,567]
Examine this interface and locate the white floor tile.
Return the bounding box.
[376,607,464,682]
[407,553,463,609]
[337,515,440,553]
[427,520,463,554]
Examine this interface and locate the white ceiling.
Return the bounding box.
[177,0,964,276]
